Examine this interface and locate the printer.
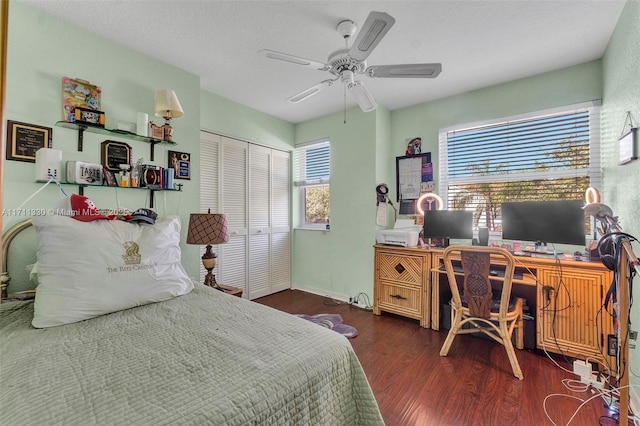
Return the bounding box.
[375,219,422,248]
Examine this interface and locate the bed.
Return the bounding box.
[1,214,384,425]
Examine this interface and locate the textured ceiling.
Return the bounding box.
[20,0,626,123]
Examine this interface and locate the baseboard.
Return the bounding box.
[291,285,371,310]
[291,284,349,302]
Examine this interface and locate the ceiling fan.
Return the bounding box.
[259,11,442,113]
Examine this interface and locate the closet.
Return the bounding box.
[199,131,291,299]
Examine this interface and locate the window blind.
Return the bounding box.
[293,140,330,187]
[438,101,601,230]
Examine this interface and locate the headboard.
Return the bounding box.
[1,218,35,301]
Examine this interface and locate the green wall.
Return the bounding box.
[200,90,294,151]
[601,0,640,239]
[292,107,380,299]
[600,0,640,403]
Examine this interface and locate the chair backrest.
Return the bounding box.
[443,246,516,319]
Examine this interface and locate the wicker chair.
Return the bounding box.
[439,245,524,380]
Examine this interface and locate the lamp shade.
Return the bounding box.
[186,213,229,245]
[154,89,184,119]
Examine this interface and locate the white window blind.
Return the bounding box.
[439,101,601,231]
[294,140,330,187]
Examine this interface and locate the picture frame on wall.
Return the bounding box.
[101,140,132,172]
[168,150,191,180]
[619,127,637,165]
[5,120,53,163]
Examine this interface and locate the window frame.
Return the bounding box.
[294,139,330,230]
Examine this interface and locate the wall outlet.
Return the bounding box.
[608,334,618,356]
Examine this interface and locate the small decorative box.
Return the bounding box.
[74,107,106,127]
[66,161,103,185]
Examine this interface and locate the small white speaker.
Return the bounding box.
[35,148,63,182]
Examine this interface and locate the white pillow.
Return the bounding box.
[31,215,193,328]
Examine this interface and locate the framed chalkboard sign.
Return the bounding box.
[101,140,132,171]
[6,120,52,162]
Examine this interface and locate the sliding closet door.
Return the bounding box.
[271,149,291,292]
[219,136,248,293]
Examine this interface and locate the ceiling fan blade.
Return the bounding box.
[286,79,336,103]
[366,63,442,78]
[348,12,395,62]
[259,49,330,71]
[348,81,377,112]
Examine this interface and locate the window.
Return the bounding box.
[439,100,601,233]
[294,139,330,228]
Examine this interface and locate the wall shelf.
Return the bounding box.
[38,181,183,209]
[55,121,177,161]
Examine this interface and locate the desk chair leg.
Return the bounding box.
[500,320,524,380]
[515,298,524,350]
[440,308,460,356]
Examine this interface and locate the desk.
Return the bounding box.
[373,244,615,367]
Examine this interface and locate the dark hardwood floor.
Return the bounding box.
[255,289,618,426]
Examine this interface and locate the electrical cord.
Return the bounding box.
[350,292,373,310]
[12,176,55,213]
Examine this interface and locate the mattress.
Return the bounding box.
[0,285,384,425]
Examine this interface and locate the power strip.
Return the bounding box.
[573,360,606,389]
[581,372,606,389]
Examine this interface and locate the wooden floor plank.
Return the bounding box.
[255,289,618,426]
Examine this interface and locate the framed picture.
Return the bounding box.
[62,76,101,123]
[168,150,191,180]
[103,167,118,186]
[405,137,422,156]
[6,120,53,162]
[101,140,132,171]
[619,127,637,165]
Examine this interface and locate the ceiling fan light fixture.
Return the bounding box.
[349,81,377,112]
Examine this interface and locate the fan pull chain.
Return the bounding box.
[344,84,347,124]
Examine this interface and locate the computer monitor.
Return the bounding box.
[501,200,586,247]
[423,210,473,247]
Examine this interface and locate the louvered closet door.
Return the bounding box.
[247,144,272,299]
[219,137,248,293]
[271,149,291,293]
[198,131,221,284]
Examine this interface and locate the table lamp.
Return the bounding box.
[186,211,229,290]
[154,89,184,141]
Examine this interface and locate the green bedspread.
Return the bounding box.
[0,285,384,425]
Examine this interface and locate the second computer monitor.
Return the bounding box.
[423,210,473,247]
[501,200,586,247]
